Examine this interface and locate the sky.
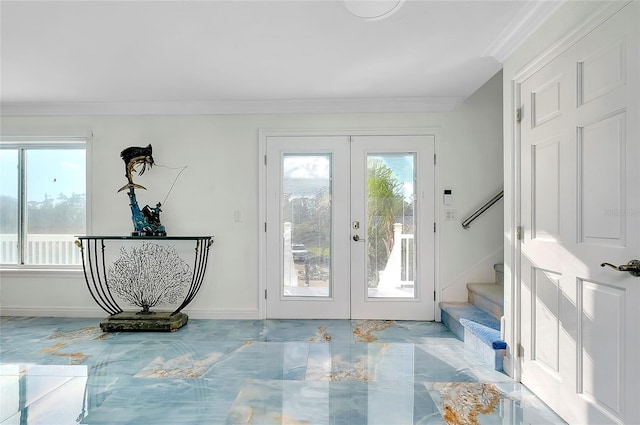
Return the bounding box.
[283,153,415,201]
[0,149,86,203]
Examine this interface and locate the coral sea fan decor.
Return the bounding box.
[108,243,191,314]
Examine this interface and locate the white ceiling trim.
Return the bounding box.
[483,0,565,63]
[0,97,462,117]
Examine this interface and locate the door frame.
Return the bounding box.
[258,128,442,319]
[504,1,632,380]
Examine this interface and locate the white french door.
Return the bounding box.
[265,134,435,320]
[349,136,435,319]
[518,4,639,424]
[266,136,351,319]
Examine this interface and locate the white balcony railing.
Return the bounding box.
[0,234,81,265]
[378,223,414,291]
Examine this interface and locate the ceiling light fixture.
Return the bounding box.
[343,0,405,21]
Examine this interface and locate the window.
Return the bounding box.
[0,139,87,266]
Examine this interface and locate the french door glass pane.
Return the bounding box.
[0,149,19,264]
[282,154,332,297]
[367,153,416,298]
[25,149,86,265]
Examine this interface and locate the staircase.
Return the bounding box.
[439,263,506,371]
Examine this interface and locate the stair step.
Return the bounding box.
[440,301,506,372]
[440,301,500,334]
[467,282,503,320]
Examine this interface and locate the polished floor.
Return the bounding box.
[0,317,565,424]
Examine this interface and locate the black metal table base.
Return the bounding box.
[76,236,212,331]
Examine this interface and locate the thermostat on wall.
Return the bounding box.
[444,189,453,206]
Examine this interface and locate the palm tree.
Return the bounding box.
[366,159,405,286]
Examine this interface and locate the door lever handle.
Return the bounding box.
[352,235,365,242]
[600,260,640,277]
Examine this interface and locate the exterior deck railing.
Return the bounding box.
[0,234,81,265]
[378,223,414,290]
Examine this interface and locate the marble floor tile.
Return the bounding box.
[264,320,355,343]
[424,382,565,425]
[351,320,454,343]
[0,317,565,424]
[225,380,444,425]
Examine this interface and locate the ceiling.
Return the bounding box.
[0,1,562,115]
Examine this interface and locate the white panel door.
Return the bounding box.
[265,135,435,320]
[519,4,639,424]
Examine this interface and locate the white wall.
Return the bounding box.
[441,70,504,304]
[0,75,504,319]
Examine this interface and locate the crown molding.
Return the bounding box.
[513,1,631,83]
[483,0,565,63]
[0,97,462,117]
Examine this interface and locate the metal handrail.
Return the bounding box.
[461,190,504,229]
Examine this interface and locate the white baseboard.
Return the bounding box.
[182,308,261,320]
[0,307,106,318]
[0,306,261,320]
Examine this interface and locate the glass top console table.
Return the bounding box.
[76,236,213,331]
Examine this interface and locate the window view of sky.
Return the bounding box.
[370,153,415,202]
[0,149,85,202]
[282,153,414,201]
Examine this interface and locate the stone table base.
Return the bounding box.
[100,311,188,332]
